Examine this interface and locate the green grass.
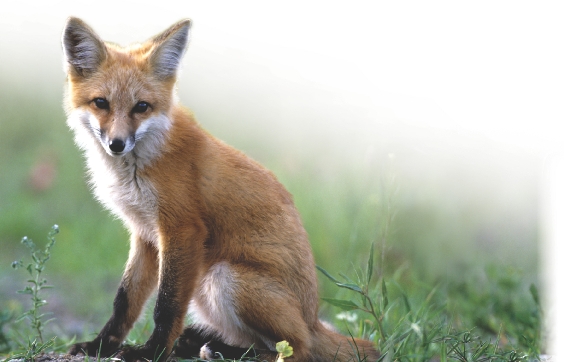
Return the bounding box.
[0,78,543,360]
[1,229,543,360]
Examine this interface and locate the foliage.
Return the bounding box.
[433,330,527,362]
[5,337,56,362]
[317,246,542,361]
[446,266,543,356]
[6,225,59,361]
[11,225,59,344]
[0,223,544,362]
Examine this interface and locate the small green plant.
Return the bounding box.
[275,340,293,361]
[7,337,56,362]
[317,242,389,343]
[11,224,59,344]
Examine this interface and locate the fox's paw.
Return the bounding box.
[199,340,259,360]
[174,325,209,358]
[173,336,202,358]
[115,345,169,362]
[199,343,215,360]
[68,337,120,357]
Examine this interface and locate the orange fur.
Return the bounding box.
[62,17,379,361]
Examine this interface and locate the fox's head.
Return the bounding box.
[62,17,190,157]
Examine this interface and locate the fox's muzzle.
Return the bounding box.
[101,133,135,156]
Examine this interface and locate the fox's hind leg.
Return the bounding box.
[234,270,314,361]
[190,262,314,361]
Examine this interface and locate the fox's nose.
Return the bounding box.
[109,139,126,153]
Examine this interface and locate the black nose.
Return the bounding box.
[109,139,126,153]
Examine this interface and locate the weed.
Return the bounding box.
[8,225,59,360]
[5,338,56,362]
[275,340,293,361]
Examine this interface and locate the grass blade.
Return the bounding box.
[322,298,360,311]
[336,283,363,293]
[317,265,341,284]
[367,241,375,285]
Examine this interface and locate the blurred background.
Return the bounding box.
[0,0,561,349]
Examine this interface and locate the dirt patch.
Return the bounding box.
[10,352,107,362]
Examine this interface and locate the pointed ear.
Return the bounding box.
[149,19,191,79]
[62,17,107,77]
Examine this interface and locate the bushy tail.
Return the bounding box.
[309,322,380,362]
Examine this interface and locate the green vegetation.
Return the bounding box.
[11,225,59,344]
[0,79,543,360]
[317,251,541,361]
[5,226,59,361]
[0,225,542,361]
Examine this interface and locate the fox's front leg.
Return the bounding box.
[69,236,159,357]
[116,224,205,362]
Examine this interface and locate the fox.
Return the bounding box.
[61,17,380,362]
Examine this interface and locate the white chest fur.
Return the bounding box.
[68,110,171,245]
[88,152,160,245]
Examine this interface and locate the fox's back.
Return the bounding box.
[152,106,315,268]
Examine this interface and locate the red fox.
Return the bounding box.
[62,17,379,362]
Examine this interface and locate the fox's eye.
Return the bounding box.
[93,98,109,110]
[132,101,150,114]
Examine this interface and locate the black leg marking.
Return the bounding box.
[144,281,181,351]
[100,285,129,336]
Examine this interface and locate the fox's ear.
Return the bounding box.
[62,17,107,77]
[149,19,191,79]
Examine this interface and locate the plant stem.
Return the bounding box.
[32,269,43,343]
